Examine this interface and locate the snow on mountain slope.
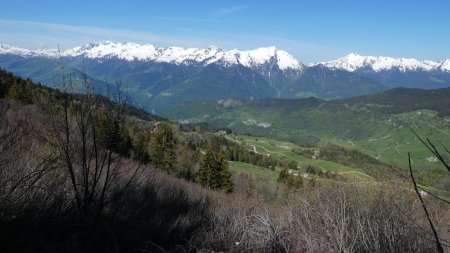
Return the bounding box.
[316,53,444,72]
[0,41,303,71]
[438,59,450,72]
[2,42,448,73]
[0,44,59,57]
[0,44,31,56]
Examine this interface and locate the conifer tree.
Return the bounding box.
[150,122,176,172]
[210,152,223,189]
[96,109,130,156]
[134,133,150,163]
[22,79,33,104]
[197,145,215,189]
[162,124,176,171]
[0,74,8,98]
[6,80,19,100]
[197,145,233,192]
[177,148,195,180]
[278,168,302,190]
[220,160,234,193]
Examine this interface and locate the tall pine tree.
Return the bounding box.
[220,160,233,193]
[150,122,176,172]
[6,80,19,100]
[197,145,233,193]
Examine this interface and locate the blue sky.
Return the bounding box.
[0,0,449,62]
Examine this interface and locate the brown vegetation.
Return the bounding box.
[1,99,448,252]
[0,67,449,252]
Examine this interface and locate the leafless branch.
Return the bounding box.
[408,152,443,253]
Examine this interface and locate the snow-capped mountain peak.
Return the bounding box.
[65,41,159,61]
[0,41,303,71]
[227,46,303,70]
[439,59,450,72]
[0,44,33,56]
[2,42,447,73]
[317,53,441,72]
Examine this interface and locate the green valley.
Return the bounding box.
[166,88,450,179]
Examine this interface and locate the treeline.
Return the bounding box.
[305,164,344,182]
[294,144,392,178]
[278,168,303,189]
[342,87,450,117]
[0,68,162,121]
[0,68,34,103]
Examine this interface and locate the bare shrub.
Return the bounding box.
[193,183,447,253]
[0,101,55,209]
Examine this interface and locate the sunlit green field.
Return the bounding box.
[227,134,377,182]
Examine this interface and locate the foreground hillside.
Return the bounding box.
[1,69,449,252]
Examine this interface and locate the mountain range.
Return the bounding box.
[1,41,449,113]
[313,53,450,89]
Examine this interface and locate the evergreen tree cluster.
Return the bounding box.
[96,108,133,157]
[130,122,200,181]
[0,68,33,103]
[305,165,343,181]
[183,133,280,170]
[197,145,233,193]
[278,168,303,190]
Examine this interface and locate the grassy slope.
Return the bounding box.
[166,89,450,172]
[330,110,450,171]
[227,134,450,199]
[228,161,279,190]
[227,134,377,182]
